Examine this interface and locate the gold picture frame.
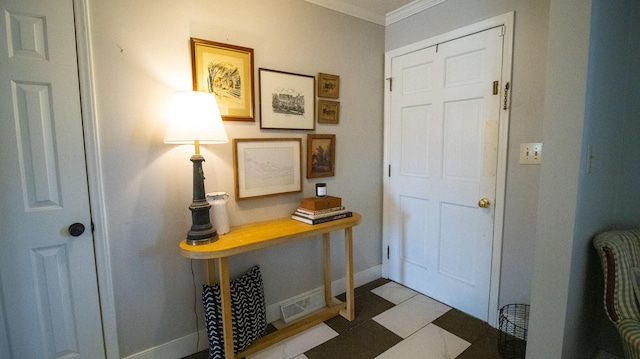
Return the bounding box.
[317,73,340,99]
[191,38,255,121]
[307,134,335,178]
[318,100,340,124]
[233,138,303,200]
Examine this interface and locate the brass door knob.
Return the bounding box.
[478,198,491,208]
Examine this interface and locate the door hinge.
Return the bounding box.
[387,246,390,259]
[503,82,510,110]
[388,164,391,177]
[386,77,392,92]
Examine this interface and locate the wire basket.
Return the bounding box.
[498,304,530,359]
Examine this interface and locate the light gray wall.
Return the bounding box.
[565,0,640,356]
[385,0,550,307]
[613,1,640,229]
[526,0,591,356]
[88,0,384,356]
[529,0,640,356]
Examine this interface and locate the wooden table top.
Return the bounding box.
[180,212,362,259]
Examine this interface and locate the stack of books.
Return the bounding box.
[292,196,353,225]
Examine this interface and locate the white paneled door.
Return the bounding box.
[387,26,504,320]
[0,0,105,358]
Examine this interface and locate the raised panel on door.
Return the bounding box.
[387,46,439,283]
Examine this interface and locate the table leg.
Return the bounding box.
[342,227,355,320]
[323,233,332,305]
[206,259,216,285]
[218,257,234,359]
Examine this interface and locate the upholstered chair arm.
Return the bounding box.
[617,319,640,359]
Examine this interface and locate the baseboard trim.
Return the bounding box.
[123,329,209,359]
[124,265,382,359]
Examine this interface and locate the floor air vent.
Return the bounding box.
[280,288,325,323]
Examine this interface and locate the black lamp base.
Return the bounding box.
[185,153,219,246]
[186,236,217,246]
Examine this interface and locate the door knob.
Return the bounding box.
[68,223,85,237]
[478,198,491,208]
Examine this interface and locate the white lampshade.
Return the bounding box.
[164,91,228,144]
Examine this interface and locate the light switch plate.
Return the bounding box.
[520,143,542,165]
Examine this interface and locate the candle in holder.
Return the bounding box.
[316,183,327,197]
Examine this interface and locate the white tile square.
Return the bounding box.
[375,323,470,359]
[247,323,337,359]
[373,294,450,338]
[293,355,309,359]
[371,281,418,304]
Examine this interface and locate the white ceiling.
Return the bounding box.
[303,0,446,26]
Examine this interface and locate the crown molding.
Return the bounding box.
[304,0,448,26]
[304,0,386,25]
[386,0,448,26]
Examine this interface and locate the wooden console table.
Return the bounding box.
[180,212,362,359]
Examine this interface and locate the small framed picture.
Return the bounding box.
[190,38,255,121]
[317,73,340,99]
[318,100,340,124]
[259,68,315,130]
[307,134,335,178]
[233,138,303,200]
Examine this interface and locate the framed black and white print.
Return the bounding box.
[259,68,315,130]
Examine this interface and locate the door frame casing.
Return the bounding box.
[73,0,120,357]
[382,12,514,327]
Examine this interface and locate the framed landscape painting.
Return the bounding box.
[307,134,335,178]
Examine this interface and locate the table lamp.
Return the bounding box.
[164,91,228,245]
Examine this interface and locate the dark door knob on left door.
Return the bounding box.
[68,223,85,237]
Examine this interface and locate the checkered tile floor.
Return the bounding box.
[185,278,502,359]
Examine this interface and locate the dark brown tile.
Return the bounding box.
[456,329,502,359]
[334,277,391,302]
[182,350,209,359]
[305,320,402,359]
[433,308,497,344]
[324,290,395,334]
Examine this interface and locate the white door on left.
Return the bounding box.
[0,0,106,358]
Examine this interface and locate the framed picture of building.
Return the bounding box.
[259,68,315,130]
[190,38,255,121]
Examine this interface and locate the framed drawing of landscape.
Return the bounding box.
[233,138,303,200]
[259,68,315,130]
[191,38,255,121]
